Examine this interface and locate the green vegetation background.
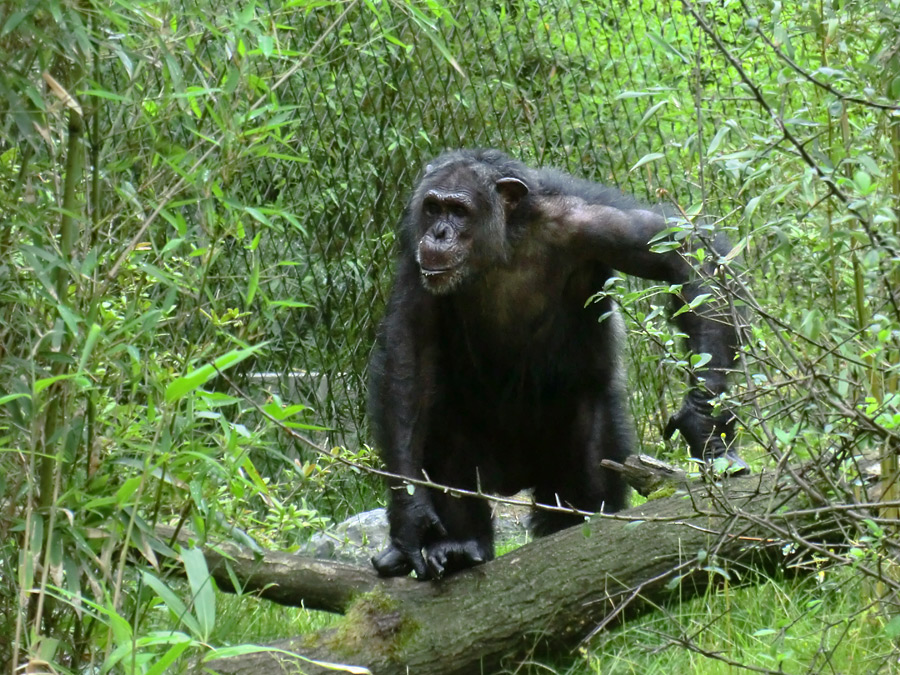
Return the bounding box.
[1,0,899,672]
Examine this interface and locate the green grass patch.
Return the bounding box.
[211,593,341,645]
[539,567,898,674]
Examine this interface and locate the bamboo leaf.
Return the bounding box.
[165,344,266,402]
[630,152,665,172]
[182,547,216,640]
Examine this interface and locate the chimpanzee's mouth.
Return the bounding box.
[420,267,455,278]
[419,266,462,295]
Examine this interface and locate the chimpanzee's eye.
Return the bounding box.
[423,199,441,217]
[450,204,468,219]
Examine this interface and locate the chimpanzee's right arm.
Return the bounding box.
[534,194,747,473]
[368,262,447,577]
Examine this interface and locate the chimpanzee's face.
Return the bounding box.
[412,164,528,295]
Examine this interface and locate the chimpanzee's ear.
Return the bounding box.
[496,176,529,210]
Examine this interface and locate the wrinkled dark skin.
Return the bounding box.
[368,149,748,580]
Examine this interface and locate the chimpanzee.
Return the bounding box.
[368,149,747,580]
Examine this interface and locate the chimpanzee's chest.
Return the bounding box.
[460,251,611,330]
[435,261,617,407]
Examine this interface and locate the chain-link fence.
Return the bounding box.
[5,0,900,668]
[4,0,898,501]
[140,1,771,457]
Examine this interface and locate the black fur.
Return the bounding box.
[369,149,741,580]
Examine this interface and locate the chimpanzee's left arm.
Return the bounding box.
[536,195,747,472]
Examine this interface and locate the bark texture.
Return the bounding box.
[202,462,834,675]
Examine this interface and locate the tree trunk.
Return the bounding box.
[201,462,844,675]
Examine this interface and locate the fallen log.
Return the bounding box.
[199,457,861,675]
[166,455,685,614]
[159,530,418,614]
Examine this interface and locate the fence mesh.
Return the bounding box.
[5,0,900,666]
[141,1,765,456]
[3,0,898,500]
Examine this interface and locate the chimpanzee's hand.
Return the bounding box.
[424,538,491,579]
[665,390,748,475]
[371,490,446,579]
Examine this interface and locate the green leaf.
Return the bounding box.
[635,100,668,132]
[647,32,689,63]
[800,309,823,341]
[689,293,712,309]
[671,293,712,318]
[1,10,28,36]
[259,35,274,57]
[57,303,81,336]
[649,241,681,253]
[204,645,277,661]
[891,76,900,101]
[78,323,103,371]
[774,424,799,446]
[864,518,885,538]
[165,365,217,402]
[34,373,80,396]
[262,402,309,420]
[115,477,142,506]
[268,300,312,309]
[246,257,260,307]
[182,547,216,640]
[106,631,193,674]
[701,565,731,581]
[690,352,712,368]
[108,613,136,649]
[406,5,464,76]
[665,574,685,590]
[239,455,270,495]
[165,344,265,402]
[142,571,202,637]
[0,393,31,406]
[712,456,731,473]
[743,196,761,221]
[854,170,874,195]
[161,238,184,255]
[885,615,900,639]
[80,88,129,102]
[144,640,193,675]
[244,206,272,228]
[706,125,730,156]
[630,152,665,172]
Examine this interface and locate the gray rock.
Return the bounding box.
[304,500,531,566]
[305,508,390,565]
